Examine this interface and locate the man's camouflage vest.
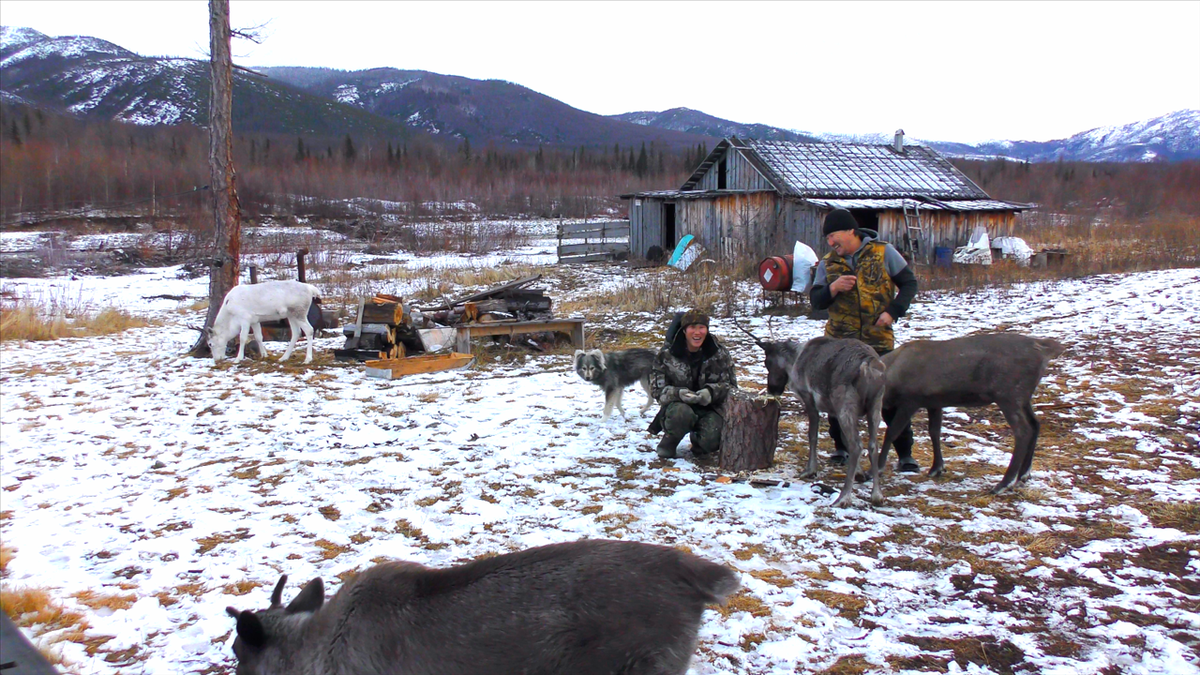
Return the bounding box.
[823,240,896,353]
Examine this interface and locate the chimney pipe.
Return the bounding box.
[894,129,905,153]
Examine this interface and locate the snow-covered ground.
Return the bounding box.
[1,247,1198,674]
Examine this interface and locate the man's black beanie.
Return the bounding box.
[822,208,859,237]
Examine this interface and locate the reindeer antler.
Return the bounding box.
[731,316,767,348]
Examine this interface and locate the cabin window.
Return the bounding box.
[717,159,727,189]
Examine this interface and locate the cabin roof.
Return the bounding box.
[740,138,991,200]
[805,197,1033,211]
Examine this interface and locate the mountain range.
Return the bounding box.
[3,25,1198,162]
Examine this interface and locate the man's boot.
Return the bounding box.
[896,453,921,473]
[656,435,682,459]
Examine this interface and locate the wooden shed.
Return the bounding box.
[622,135,1030,263]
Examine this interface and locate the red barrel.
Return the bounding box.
[758,255,794,291]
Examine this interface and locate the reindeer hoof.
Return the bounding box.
[988,482,1013,495]
[830,496,852,508]
[870,495,885,507]
[928,466,945,478]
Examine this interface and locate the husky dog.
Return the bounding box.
[574,348,657,420]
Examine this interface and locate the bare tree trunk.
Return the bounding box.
[189,0,241,357]
[717,389,780,472]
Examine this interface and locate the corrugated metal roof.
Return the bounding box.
[805,197,1033,211]
[743,139,991,200]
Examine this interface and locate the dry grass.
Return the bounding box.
[1,585,89,634]
[558,261,748,317]
[70,589,139,611]
[0,542,14,574]
[0,301,155,342]
[920,213,1200,292]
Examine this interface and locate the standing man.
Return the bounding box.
[810,208,920,472]
[648,310,738,459]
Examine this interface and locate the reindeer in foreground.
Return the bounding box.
[878,332,1066,494]
[739,322,886,507]
[225,539,739,675]
[205,280,321,364]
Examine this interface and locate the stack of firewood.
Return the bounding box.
[334,276,557,362]
[335,294,425,362]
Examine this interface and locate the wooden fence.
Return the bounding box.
[556,219,630,264]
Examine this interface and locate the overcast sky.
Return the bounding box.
[2,1,1197,143]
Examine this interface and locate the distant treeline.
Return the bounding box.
[0,103,709,224]
[2,102,1195,229]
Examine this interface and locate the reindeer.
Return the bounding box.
[224,539,739,675]
[737,320,886,508]
[877,332,1066,494]
[204,280,321,364]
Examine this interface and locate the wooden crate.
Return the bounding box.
[363,353,475,380]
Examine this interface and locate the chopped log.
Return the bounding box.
[361,300,404,325]
[716,389,780,472]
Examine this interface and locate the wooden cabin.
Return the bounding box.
[622,134,1030,263]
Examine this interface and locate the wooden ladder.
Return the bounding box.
[902,201,925,262]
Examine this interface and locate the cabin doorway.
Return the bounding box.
[849,209,878,232]
[663,203,677,249]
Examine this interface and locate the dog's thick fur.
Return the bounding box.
[574,348,657,420]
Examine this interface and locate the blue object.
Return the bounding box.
[667,235,694,267]
[935,246,953,268]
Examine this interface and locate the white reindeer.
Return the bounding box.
[206,280,321,364]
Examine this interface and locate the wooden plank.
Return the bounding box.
[557,241,630,256]
[558,220,629,237]
[559,252,620,264]
[456,319,586,350]
[364,352,475,380]
[417,275,542,311]
[558,226,631,240]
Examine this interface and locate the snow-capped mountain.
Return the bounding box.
[0,26,410,137]
[3,25,1196,161]
[609,106,1200,163]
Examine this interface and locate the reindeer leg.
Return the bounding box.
[831,408,862,508]
[234,323,250,362]
[991,400,1032,494]
[798,395,821,479]
[928,407,945,477]
[869,395,884,507]
[282,318,300,361]
[299,317,315,364]
[251,323,268,358]
[1016,400,1040,484]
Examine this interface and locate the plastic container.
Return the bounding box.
[758,255,794,291]
[935,246,953,268]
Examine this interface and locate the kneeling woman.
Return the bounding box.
[648,310,738,458]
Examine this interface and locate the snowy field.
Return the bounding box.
[1,241,1198,674]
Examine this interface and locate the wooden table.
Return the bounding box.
[455,319,585,353]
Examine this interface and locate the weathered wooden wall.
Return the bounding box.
[878,210,1017,258]
[677,193,780,260]
[630,194,1019,263]
[629,197,664,259]
[695,148,774,191]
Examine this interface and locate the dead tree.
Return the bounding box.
[189,0,241,357]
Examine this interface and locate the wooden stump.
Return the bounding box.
[717,389,780,472]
